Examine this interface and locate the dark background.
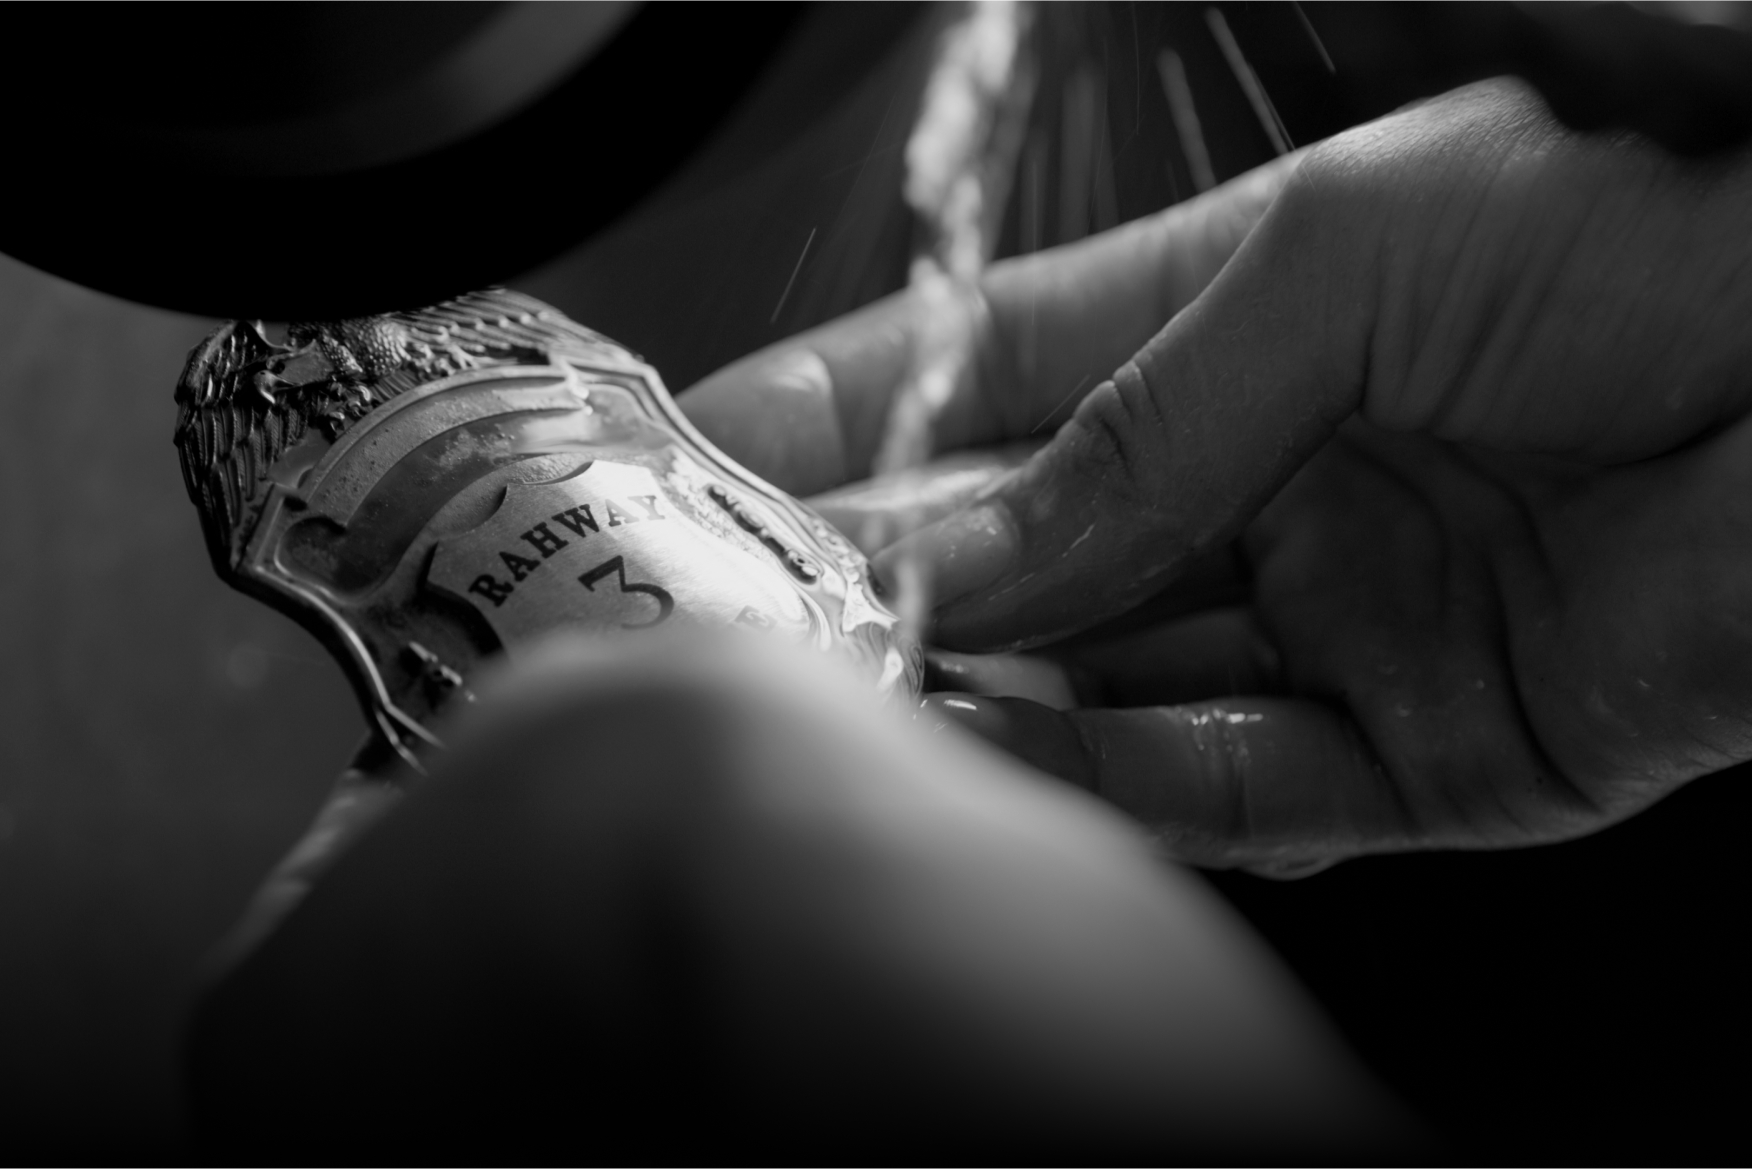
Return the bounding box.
[0,3,1743,1160]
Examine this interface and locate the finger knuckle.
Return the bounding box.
[1060,370,1166,514]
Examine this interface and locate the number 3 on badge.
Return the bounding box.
[578,556,675,629]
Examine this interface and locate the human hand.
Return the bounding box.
[682,78,1752,872]
[679,147,1302,502]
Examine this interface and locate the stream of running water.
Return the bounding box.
[870,0,1034,641]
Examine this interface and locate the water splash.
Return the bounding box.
[870,0,1034,639]
[1156,48,1216,193]
[1205,7,1294,155]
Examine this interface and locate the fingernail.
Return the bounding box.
[920,692,1007,738]
[919,693,1096,791]
[872,502,1016,610]
[761,348,834,403]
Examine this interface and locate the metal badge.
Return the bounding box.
[175,288,921,769]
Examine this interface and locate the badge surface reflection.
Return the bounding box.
[175,289,920,765]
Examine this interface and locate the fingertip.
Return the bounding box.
[679,347,846,495]
[920,691,1002,736]
[922,693,1097,792]
[872,500,1019,613]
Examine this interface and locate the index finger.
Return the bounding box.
[678,153,1303,497]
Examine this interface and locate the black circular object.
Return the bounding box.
[1,3,822,320]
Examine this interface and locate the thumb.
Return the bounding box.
[876,170,1376,652]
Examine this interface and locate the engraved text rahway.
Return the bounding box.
[468,490,666,607]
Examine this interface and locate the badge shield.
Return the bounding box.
[175,288,921,767]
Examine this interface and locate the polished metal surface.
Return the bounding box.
[175,288,921,770]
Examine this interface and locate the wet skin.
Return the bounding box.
[682,79,1752,872]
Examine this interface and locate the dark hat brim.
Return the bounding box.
[0,3,894,321]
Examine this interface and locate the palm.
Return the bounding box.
[1234,415,1752,854]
